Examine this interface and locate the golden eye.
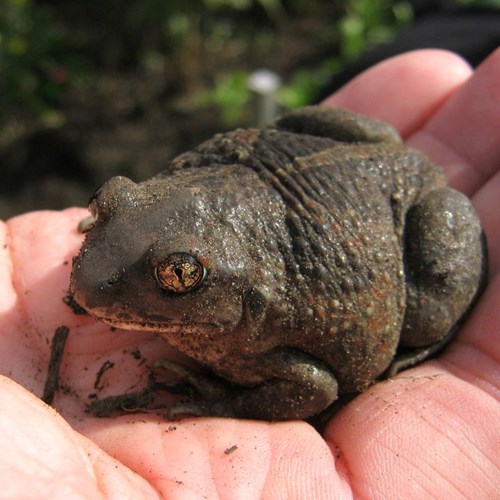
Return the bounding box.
[155,253,206,294]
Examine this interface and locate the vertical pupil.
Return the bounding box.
[174,267,184,281]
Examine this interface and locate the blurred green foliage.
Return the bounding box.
[0,0,415,126]
[198,71,251,125]
[0,0,84,125]
[456,0,500,6]
[278,0,413,109]
[339,0,413,58]
[204,0,413,120]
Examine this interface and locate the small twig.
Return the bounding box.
[42,326,70,405]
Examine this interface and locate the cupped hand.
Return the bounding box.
[1,49,499,498]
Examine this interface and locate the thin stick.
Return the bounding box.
[42,326,70,405]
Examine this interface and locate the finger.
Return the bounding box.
[81,416,347,498]
[0,208,91,397]
[324,360,500,498]
[3,207,86,341]
[408,48,500,194]
[443,274,500,393]
[472,170,500,278]
[0,376,156,497]
[323,49,472,137]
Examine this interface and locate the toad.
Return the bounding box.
[71,106,487,420]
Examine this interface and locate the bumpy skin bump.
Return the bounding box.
[71,106,487,420]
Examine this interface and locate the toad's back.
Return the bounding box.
[161,121,448,390]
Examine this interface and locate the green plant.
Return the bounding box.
[278,59,343,108]
[198,71,251,126]
[0,0,78,123]
[129,0,285,76]
[339,0,413,59]
[279,0,413,108]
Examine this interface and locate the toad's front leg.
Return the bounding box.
[156,350,339,421]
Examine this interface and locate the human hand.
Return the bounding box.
[1,49,498,498]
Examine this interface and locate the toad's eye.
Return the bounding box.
[154,253,206,294]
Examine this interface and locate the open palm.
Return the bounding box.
[1,49,498,498]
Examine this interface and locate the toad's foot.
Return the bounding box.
[153,360,239,418]
[154,349,339,421]
[401,187,486,348]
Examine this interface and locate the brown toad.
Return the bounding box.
[71,106,487,420]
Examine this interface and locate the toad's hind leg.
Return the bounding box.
[389,188,486,375]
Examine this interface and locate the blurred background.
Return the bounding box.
[1,0,498,218]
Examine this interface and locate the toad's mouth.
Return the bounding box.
[89,312,230,336]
